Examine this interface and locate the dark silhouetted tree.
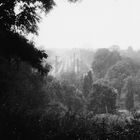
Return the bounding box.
[0,31,50,74]
[0,0,78,73]
[0,0,78,34]
[0,1,79,139]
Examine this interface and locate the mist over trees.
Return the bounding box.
[92,48,121,78]
[1,0,140,139]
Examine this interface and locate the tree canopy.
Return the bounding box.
[92,48,121,78]
[0,0,78,74]
[105,59,135,94]
[87,82,117,114]
[0,0,78,34]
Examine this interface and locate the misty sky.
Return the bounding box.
[35,0,140,50]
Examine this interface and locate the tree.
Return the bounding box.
[87,81,117,114]
[133,71,140,105]
[0,0,79,113]
[105,59,136,108]
[105,59,135,94]
[43,78,84,114]
[82,71,93,98]
[0,0,77,34]
[0,31,51,74]
[60,71,83,89]
[0,1,79,139]
[59,81,84,114]
[0,0,78,74]
[122,76,135,111]
[92,48,121,78]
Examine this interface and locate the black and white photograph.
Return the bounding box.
[1,0,140,139]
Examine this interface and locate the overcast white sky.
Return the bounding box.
[35,0,140,50]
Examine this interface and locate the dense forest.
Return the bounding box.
[1,0,140,140]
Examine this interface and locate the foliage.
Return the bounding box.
[2,108,140,140]
[44,79,84,114]
[0,0,56,35]
[92,48,121,78]
[105,59,135,94]
[0,31,50,74]
[0,0,78,74]
[122,76,135,111]
[0,59,48,115]
[60,71,83,89]
[82,71,93,97]
[87,82,117,114]
[2,1,140,139]
[0,0,78,34]
[130,71,140,108]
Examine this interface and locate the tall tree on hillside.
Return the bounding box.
[82,71,93,98]
[122,76,135,111]
[105,59,136,107]
[105,59,135,94]
[133,70,140,103]
[92,48,121,78]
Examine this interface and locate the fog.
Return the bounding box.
[2,0,140,139]
[36,0,140,50]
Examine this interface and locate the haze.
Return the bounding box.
[35,0,140,50]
